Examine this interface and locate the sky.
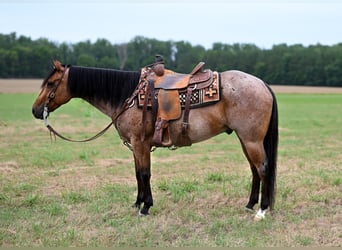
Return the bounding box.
[1,0,341,49]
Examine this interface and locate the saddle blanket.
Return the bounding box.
[138,71,220,109]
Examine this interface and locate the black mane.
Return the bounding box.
[68,66,141,107]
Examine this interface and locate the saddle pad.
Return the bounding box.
[138,71,220,109]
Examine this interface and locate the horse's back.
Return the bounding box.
[221,70,271,97]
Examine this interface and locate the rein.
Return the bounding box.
[44,109,114,143]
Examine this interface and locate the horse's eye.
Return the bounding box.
[47,81,55,88]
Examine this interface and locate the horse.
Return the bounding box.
[32,60,278,220]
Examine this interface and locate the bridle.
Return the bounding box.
[43,65,69,126]
[42,65,146,143]
[42,65,116,142]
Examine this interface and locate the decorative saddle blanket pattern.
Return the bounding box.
[138,71,220,109]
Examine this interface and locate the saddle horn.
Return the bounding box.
[152,54,165,76]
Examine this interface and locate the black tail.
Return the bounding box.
[263,84,278,210]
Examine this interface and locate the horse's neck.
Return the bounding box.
[67,66,140,118]
[83,98,117,118]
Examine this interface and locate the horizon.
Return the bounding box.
[2,31,340,50]
[1,1,341,50]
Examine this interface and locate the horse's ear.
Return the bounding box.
[52,60,63,70]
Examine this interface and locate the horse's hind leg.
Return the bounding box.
[239,141,261,211]
[239,140,270,219]
[246,165,261,211]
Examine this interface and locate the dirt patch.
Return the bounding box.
[271,85,342,94]
[0,79,42,93]
[0,161,19,173]
[1,79,342,94]
[41,158,135,196]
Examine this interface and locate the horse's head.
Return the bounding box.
[32,60,72,119]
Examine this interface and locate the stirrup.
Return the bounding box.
[152,119,172,147]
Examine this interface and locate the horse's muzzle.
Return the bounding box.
[32,104,44,120]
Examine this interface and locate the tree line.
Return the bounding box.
[1,32,341,86]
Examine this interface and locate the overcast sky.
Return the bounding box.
[1,0,341,49]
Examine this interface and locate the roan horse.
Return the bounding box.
[32,59,278,220]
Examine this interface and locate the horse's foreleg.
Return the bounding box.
[132,141,153,215]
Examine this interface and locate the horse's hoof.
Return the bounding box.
[132,202,141,210]
[245,206,254,213]
[254,208,266,221]
[138,210,149,217]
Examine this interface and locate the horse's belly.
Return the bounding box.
[169,106,229,146]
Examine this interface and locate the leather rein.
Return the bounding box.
[43,66,146,143]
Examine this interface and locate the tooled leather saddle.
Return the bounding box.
[138,55,220,147]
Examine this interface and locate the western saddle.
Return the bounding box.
[138,55,220,147]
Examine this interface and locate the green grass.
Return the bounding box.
[0,93,341,246]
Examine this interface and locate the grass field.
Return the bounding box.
[0,88,341,246]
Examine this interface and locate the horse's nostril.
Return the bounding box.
[32,106,43,119]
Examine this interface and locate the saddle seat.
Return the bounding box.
[154,62,213,90]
